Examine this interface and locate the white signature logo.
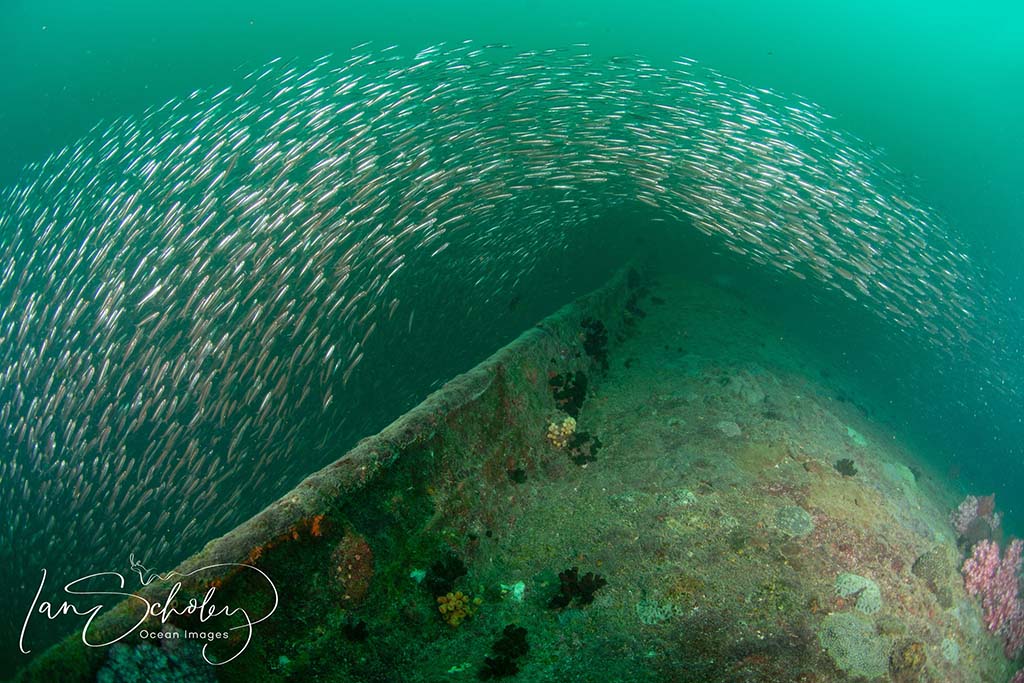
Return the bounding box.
[19,554,278,664]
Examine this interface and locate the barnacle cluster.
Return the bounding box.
[546,416,576,449]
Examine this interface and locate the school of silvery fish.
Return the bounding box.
[0,42,996,650]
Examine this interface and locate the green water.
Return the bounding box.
[3,1,1020,267]
[2,1,1023,679]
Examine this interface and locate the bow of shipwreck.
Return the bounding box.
[15,263,1012,683]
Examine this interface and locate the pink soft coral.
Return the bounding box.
[952,494,1002,537]
[963,539,1024,657]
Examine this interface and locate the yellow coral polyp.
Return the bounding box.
[546,416,576,449]
[436,591,477,627]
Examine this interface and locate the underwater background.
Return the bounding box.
[1,0,1022,679]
